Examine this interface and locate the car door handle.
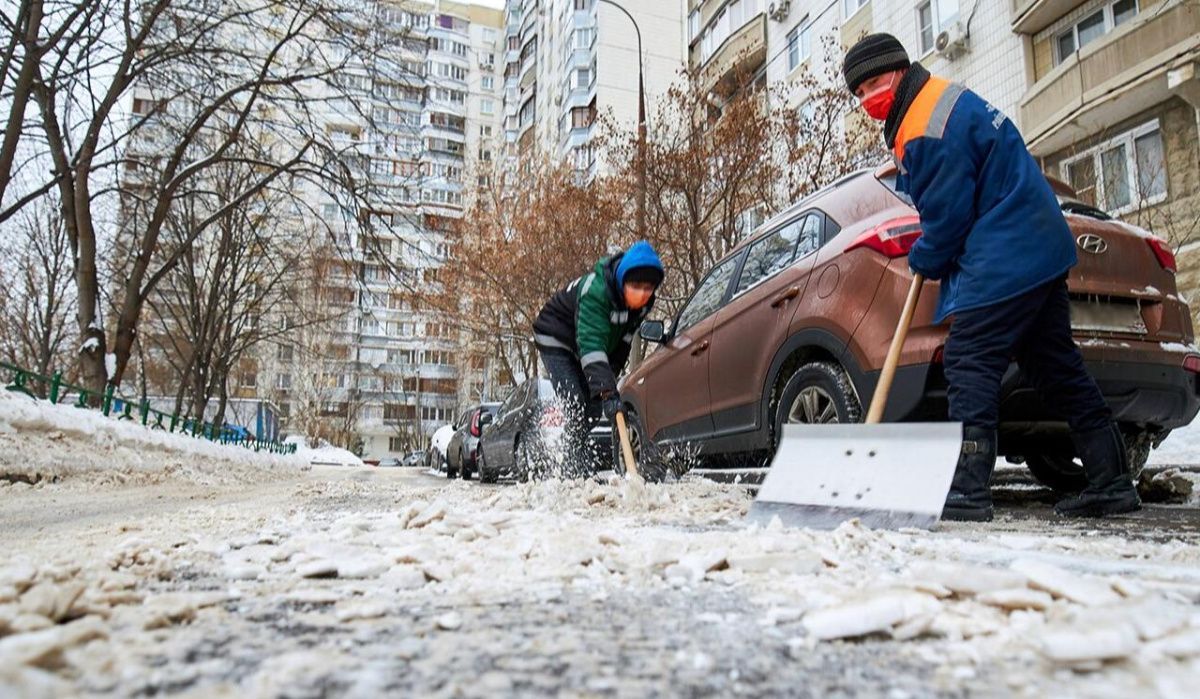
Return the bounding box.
[771,286,801,308]
[691,340,710,356]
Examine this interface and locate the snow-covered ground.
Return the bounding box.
[0,389,308,487]
[1149,419,1200,466]
[1,412,1199,696]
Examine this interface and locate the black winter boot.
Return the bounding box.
[942,427,996,522]
[1054,423,1141,517]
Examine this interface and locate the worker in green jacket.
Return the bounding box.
[533,241,665,477]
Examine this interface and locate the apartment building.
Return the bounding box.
[126,1,507,460]
[1015,1,1198,232]
[502,0,685,174]
[330,0,506,459]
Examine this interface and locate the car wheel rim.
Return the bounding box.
[788,386,839,424]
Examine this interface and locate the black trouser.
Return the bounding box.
[943,276,1111,433]
[538,346,604,473]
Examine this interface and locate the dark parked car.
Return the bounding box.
[446,403,501,479]
[478,378,614,483]
[619,165,1199,493]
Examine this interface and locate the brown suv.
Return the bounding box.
[620,165,1200,491]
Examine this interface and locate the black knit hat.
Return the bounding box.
[623,265,664,288]
[843,33,911,93]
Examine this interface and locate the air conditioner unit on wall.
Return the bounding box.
[768,1,791,22]
[935,22,969,60]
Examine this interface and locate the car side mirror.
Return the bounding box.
[639,320,666,344]
[479,412,493,426]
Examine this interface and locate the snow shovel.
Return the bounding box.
[614,411,646,485]
[748,274,962,530]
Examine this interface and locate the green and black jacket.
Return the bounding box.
[533,253,655,399]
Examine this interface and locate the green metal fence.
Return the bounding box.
[0,361,297,455]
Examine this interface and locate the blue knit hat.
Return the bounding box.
[616,241,664,288]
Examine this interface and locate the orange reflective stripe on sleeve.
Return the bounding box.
[893,77,951,163]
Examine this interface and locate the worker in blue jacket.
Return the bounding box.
[842,34,1140,520]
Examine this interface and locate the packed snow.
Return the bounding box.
[1,402,1199,696]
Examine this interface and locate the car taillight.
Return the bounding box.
[1146,237,1177,273]
[1184,355,1200,374]
[470,410,481,437]
[539,404,565,429]
[845,216,923,259]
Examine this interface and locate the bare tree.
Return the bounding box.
[5,0,432,395]
[0,197,75,381]
[438,159,622,388]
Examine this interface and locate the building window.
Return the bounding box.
[1055,1,1137,65]
[786,18,810,71]
[844,0,869,19]
[481,99,495,115]
[277,345,293,362]
[688,9,700,41]
[482,76,494,90]
[1060,120,1166,214]
[277,373,292,389]
[917,0,958,55]
[698,0,763,64]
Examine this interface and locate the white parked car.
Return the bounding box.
[429,424,455,471]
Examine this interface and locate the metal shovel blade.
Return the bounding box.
[748,422,963,530]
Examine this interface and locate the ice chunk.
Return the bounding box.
[1038,624,1138,664]
[1011,560,1120,607]
[976,589,1053,611]
[435,611,462,630]
[297,560,339,579]
[729,553,822,576]
[803,592,936,641]
[18,582,85,622]
[908,563,1027,596]
[337,556,389,580]
[336,600,389,622]
[408,502,447,529]
[0,617,107,667]
[1144,628,1200,658]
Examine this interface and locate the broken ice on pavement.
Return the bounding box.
[2,392,1200,697]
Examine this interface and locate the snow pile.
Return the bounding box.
[284,436,364,467]
[0,389,306,486]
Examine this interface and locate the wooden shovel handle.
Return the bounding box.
[615,411,639,479]
[866,274,924,425]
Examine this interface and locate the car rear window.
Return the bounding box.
[1058,198,1112,220]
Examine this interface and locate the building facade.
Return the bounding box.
[126,0,507,461]
[502,0,685,174]
[320,0,507,460]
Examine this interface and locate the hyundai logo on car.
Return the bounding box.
[1076,234,1109,255]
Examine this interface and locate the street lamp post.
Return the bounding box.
[599,0,649,367]
[598,0,647,242]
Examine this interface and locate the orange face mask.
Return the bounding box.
[624,286,653,310]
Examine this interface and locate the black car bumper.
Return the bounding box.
[879,359,1200,432]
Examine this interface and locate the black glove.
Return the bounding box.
[601,394,624,421]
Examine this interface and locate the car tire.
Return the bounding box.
[460,450,473,480]
[515,439,533,482]
[773,361,862,448]
[1024,428,1151,494]
[479,449,498,484]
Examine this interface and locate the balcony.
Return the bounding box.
[1011,0,1090,35]
[1019,0,1200,155]
[698,14,766,96]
